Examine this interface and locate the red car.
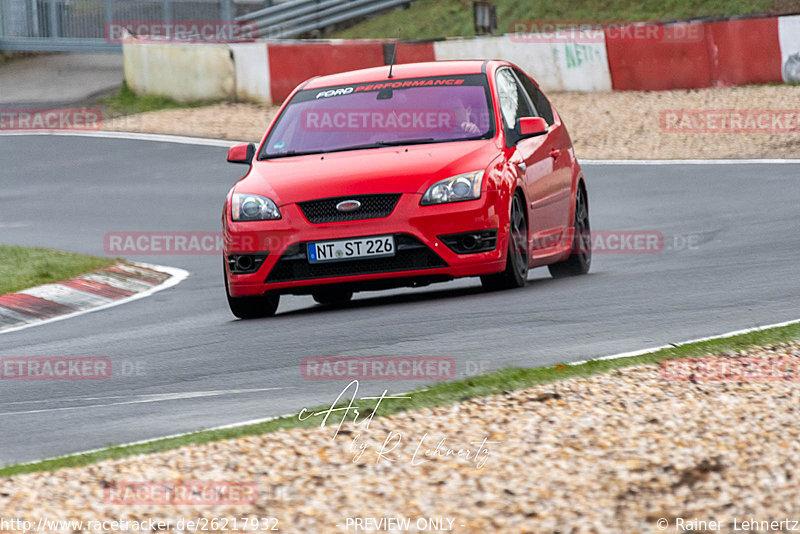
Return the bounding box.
[222,60,590,318]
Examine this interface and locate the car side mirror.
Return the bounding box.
[516,117,548,140]
[227,143,255,165]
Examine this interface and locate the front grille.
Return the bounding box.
[298,194,402,224]
[265,234,448,283]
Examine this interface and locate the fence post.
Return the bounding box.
[162,0,171,23]
[48,0,59,38]
[30,0,40,38]
[105,0,113,29]
[220,0,232,21]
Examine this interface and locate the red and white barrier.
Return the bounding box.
[605,18,786,90]
[123,13,799,105]
[779,15,800,83]
[433,34,612,92]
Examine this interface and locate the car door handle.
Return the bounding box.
[549,149,561,159]
[517,162,527,172]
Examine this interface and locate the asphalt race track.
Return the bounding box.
[1,134,798,465]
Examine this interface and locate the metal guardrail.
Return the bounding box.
[0,0,416,51]
[0,0,266,52]
[236,0,417,39]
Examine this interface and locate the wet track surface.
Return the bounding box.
[1,134,798,464]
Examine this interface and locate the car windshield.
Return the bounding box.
[261,73,495,158]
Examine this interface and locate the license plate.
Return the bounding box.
[307,235,395,263]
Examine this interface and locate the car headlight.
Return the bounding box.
[231,193,281,221]
[421,171,484,206]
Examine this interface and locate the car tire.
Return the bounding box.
[548,183,591,278]
[312,288,354,306]
[481,192,528,291]
[224,260,279,318]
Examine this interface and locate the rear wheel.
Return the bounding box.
[481,192,528,291]
[312,287,354,306]
[224,261,279,319]
[548,183,591,278]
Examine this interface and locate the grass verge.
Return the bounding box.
[2,319,799,477]
[334,0,781,39]
[99,83,222,116]
[0,245,115,296]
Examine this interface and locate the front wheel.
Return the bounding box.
[312,288,354,306]
[224,261,279,319]
[481,192,528,291]
[548,184,591,278]
[227,292,280,319]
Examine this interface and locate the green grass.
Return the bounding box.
[2,319,798,478]
[334,0,778,39]
[99,82,221,116]
[0,245,116,295]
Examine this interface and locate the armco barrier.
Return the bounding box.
[433,35,612,92]
[778,15,800,82]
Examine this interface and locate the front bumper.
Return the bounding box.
[223,191,507,297]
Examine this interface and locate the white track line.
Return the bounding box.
[0,130,246,147]
[2,130,798,467]
[0,262,189,336]
[8,411,296,469]
[0,388,289,417]
[568,317,800,366]
[583,158,800,165]
[10,315,800,469]
[1,131,799,164]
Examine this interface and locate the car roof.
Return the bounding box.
[303,60,495,89]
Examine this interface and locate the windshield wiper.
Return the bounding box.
[262,139,442,159]
[262,150,325,160]
[375,138,438,146]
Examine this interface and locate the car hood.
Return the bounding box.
[236,140,500,205]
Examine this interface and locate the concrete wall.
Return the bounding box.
[122,14,797,105]
[433,34,612,92]
[230,42,271,102]
[123,38,235,102]
[779,15,800,83]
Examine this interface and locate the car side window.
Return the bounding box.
[495,68,533,131]
[514,69,555,126]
